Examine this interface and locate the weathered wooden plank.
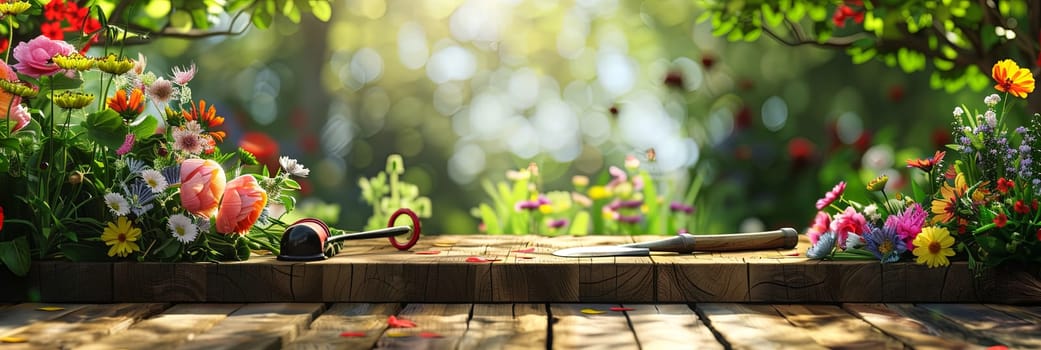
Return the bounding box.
[0,303,168,349]
[286,303,401,350]
[625,304,723,350]
[35,261,113,302]
[695,303,827,350]
[179,303,325,350]
[774,304,903,349]
[975,264,1041,303]
[113,261,209,302]
[843,303,982,350]
[457,304,546,350]
[205,257,299,302]
[78,303,242,350]
[881,304,1000,347]
[920,303,1041,348]
[749,259,883,303]
[550,304,638,350]
[0,303,88,337]
[882,262,978,302]
[491,236,579,302]
[373,303,471,349]
[572,236,645,303]
[653,256,748,302]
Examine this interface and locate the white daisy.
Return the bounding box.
[168,214,198,243]
[278,156,310,178]
[104,192,130,216]
[140,169,168,193]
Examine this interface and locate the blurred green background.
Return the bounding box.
[135,0,1038,234]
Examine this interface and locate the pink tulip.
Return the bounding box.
[11,35,75,78]
[179,158,226,218]
[216,175,267,235]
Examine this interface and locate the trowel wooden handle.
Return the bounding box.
[688,228,799,252]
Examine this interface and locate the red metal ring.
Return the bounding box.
[387,208,421,250]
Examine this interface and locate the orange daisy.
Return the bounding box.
[107,88,144,118]
[182,99,226,142]
[992,59,1035,98]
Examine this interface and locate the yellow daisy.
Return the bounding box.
[912,226,955,268]
[101,216,141,258]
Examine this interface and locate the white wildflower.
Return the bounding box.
[104,192,130,216]
[278,156,310,178]
[984,94,1001,107]
[984,110,997,128]
[952,106,964,117]
[140,169,168,193]
[846,233,865,250]
[863,204,881,222]
[168,214,199,243]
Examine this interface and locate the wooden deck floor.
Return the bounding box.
[1,302,1040,349]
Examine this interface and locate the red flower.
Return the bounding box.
[997,178,1014,194]
[1037,228,1041,242]
[832,3,865,28]
[183,99,226,142]
[40,21,64,40]
[0,206,5,232]
[788,137,816,166]
[907,151,946,172]
[107,88,145,118]
[1014,200,1031,215]
[993,213,1008,228]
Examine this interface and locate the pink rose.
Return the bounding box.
[829,207,866,249]
[215,175,267,235]
[180,158,226,218]
[12,35,75,78]
[806,211,831,245]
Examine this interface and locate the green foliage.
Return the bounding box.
[697,0,1041,99]
[359,154,432,231]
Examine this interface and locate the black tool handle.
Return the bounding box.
[326,226,412,244]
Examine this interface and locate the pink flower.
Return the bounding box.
[11,35,75,78]
[215,175,268,235]
[116,134,135,156]
[179,158,226,218]
[884,203,927,250]
[171,63,196,85]
[829,207,866,249]
[806,211,831,244]
[5,105,30,133]
[815,181,846,210]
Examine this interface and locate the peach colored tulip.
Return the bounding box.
[0,61,26,132]
[179,158,226,218]
[216,175,267,235]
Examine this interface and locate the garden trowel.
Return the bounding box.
[551,228,799,257]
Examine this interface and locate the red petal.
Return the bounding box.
[415,250,441,255]
[418,332,443,338]
[609,307,635,312]
[512,247,536,253]
[466,256,500,263]
[387,315,417,328]
[339,331,366,337]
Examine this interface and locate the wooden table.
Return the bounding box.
[3,235,1038,303]
[1,302,1041,349]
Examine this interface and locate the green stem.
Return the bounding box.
[4,16,11,62]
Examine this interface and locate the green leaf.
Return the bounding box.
[129,115,158,139]
[0,137,18,149]
[282,0,301,23]
[60,241,111,262]
[0,236,31,276]
[279,194,296,213]
[569,211,590,235]
[910,172,927,204]
[479,203,501,234]
[282,178,301,190]
[309,0,332,21]
[82,109,125,150]
[761,4,784,27]
[251,6,273,29]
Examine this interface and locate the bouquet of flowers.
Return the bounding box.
[0,3,310,276]
[805,59,1039,272]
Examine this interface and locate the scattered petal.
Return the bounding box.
[609,307,635,312]
[466,256,500,263]
[388,315,417,328]
[517,255,535,259]
[36,306,64,311]
[385,331,410,338]
[418,332,443,338]
[512,247,536,253]
[785,252,800,257]
[0,337,27,343]
[339,331,366,337]
[581,308,605,314]
[415,250,441,255]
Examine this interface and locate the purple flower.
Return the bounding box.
[884,203,927,250]
[11,35,75,78]
[616,213,642,224]
[607,166,627,188]
[608,199,644,210]
[514,195,549,211]
[547,219,568,229]
[864,225,906,263]
[669,202,694,214]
